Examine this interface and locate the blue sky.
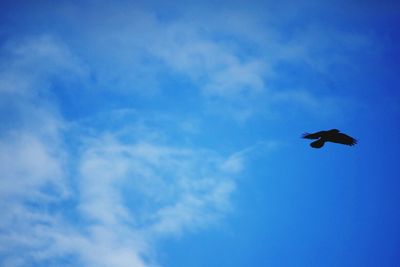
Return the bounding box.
[0,1,400,266]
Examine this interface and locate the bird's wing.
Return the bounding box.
[310,139,325,148]
[330,133,357,146]
[302,131,325,139]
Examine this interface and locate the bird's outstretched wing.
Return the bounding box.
[302,131,325,139]
[329,133,357,146]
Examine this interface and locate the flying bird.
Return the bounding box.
[302,129,357,148]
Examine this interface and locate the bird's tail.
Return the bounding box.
[310,139,325,148]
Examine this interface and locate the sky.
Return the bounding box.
[0,0,400,266]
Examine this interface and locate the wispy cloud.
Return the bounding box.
[0,36,79,266]
[0,2,375,266]
[9,2,369,120]
[0,35,87,96]
[1,132,245,266]
[0,36,249,266]
[79,136,240,235]
[0,35,86,203]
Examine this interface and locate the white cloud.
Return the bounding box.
[0,2,373,265]
[0,35,86,202]
[78,136,240,237]
[0,36,80,266]
[41,225,151,267]
[0,37,247,262]
[21,2,367,119]
[0,35,88,96]
[0,133,244,267]
[148,25,267,99]
[0,132,65,199]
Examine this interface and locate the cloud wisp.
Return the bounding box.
[9,2,369,120]
[0,2,375,266]
[1,134,245,267]
[0,35,247,267]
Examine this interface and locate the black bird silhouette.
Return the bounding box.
[302,129,357,148]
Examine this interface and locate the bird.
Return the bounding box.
[302,129,357,148]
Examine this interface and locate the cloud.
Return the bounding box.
[0,34,246,265]
[5,1,368,119]
[0,132,65,199]
[0,35,88,96]
[0,2,375,266]
[0,35,87,203]
[78,136,240,237]
[148,22,267,99]
[0,35,84,266]
[1,131,245,266]
[140,7,371,117]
